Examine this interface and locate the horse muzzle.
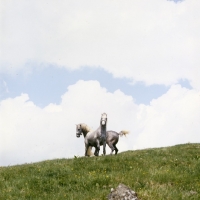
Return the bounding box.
[101,120,106,125]
[76,133,80,137]
[76,132,82,137]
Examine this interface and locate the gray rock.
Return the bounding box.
[108,183,139,200]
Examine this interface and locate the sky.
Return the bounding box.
[0,0,200,166]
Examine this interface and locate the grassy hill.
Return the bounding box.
[0,143,200,200]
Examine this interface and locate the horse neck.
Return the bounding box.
[81,124,91,138]
[82,130,88,138]
[100,123,107,137]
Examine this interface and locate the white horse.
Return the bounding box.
[76,118,129,155]
[76,113,107,156]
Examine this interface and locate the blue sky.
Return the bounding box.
[0,66,192,107]
[0,0,200,166]
[0,66,169,107]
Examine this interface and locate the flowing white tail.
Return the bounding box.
[119,130,129,137]
[87,146,94,156]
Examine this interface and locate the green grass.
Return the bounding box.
[0,143,200,199]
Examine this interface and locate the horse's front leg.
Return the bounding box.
[103,140,106,155]
[85,144,89,156]
[94,148,99,156]
[94,140,100,156]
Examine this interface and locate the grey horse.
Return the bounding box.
[76,123,129,155]
[106,130,129,154]
[76,113,107,156]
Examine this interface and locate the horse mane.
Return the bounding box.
[80,123,92,133]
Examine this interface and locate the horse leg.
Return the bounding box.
[103,141,106,155]
[94,148,99,156]
[113,144,118,155]
[107,142,115,155]
[95,140,100,156]
[85,144,89,156]
[94,147,99,156]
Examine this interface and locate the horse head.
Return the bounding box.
[76,123,91,138]
[76,124,82,138]
[101,113,107,126]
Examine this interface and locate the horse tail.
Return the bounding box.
[119,130,129,137]
[87,146,94,156]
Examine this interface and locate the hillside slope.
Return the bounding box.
[0,143,200,199]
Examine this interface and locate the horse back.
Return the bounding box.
[106,130,119,143]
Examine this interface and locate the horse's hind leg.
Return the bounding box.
[113,144,118,155]
[107,142,115,155]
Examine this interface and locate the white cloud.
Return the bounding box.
[134,84,200,149]
[0,80,200,166]
[1,0,200,89]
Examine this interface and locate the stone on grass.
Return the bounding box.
[108,183,139,200]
